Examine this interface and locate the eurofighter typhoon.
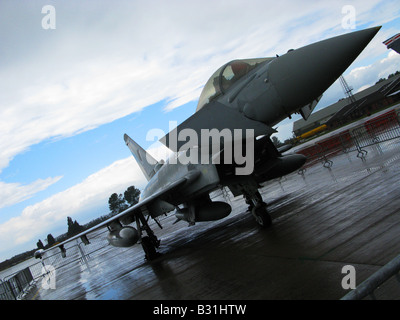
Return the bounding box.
[35,27,380,260]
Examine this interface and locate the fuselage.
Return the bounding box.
[140,27,382,215]
[140,150,220,205]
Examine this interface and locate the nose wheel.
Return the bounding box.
[141,236,161,261]
[252,205,272,228]
[244,190,272,228]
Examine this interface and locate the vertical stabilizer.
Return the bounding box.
[124,134,158,181]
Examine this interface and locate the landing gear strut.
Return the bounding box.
[135,212,161,261]
[244,191,272,228]
[252,205,272,228]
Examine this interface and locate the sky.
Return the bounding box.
[0,0,399,261]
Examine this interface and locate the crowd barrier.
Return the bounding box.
[0,267,34,300]
[0,185,233,301]
[341,253,400,300]
[0,229,109,300]
[296,109,400,171]
[1,110,399,299]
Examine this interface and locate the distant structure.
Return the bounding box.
[293,74,400,137]
[383,33,400,54]
[339,75,356,104]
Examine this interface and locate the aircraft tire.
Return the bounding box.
[252,206,272,228]
[141,236,160,261]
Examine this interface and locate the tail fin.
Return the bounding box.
[124,134,158,181]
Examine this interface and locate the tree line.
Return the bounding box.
[376,70,400,84]
[34,185,141,251]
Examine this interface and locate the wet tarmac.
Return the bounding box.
[25,137,400,300]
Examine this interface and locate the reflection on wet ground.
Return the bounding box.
[26,138,400,300]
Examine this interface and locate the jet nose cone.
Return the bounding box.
[268,26,381,110]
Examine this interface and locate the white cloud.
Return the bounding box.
[0,137,173,254]
[347,50,400,90]
[273,121,297,142]
[0,176,62,210]
[0,156,147,247]
[2,0,398,173]
[1,0,400,257]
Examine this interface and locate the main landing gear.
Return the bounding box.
[135,212,162,261]
[244,191,272,228]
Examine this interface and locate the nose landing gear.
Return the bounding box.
[252,204,272,228]
[244,191,272,228]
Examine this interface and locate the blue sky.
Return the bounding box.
[1,0,400,261]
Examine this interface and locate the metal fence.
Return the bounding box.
[0,229,110,300]
[296,109,400,171]
[341,253,400,300]
[0,267,34,300]
[1,110,400,299]
[296,108,400,299]
[0,187,234,300]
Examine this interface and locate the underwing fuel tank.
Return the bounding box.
[257,154,307,180]
[107,226,140,248]
[175,201,232,222]
[34,249,44,259]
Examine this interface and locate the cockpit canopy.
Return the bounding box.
[196,58,273,111]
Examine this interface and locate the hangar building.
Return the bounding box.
[293,73,400,137]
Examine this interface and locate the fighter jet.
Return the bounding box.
[36,27,380,261]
